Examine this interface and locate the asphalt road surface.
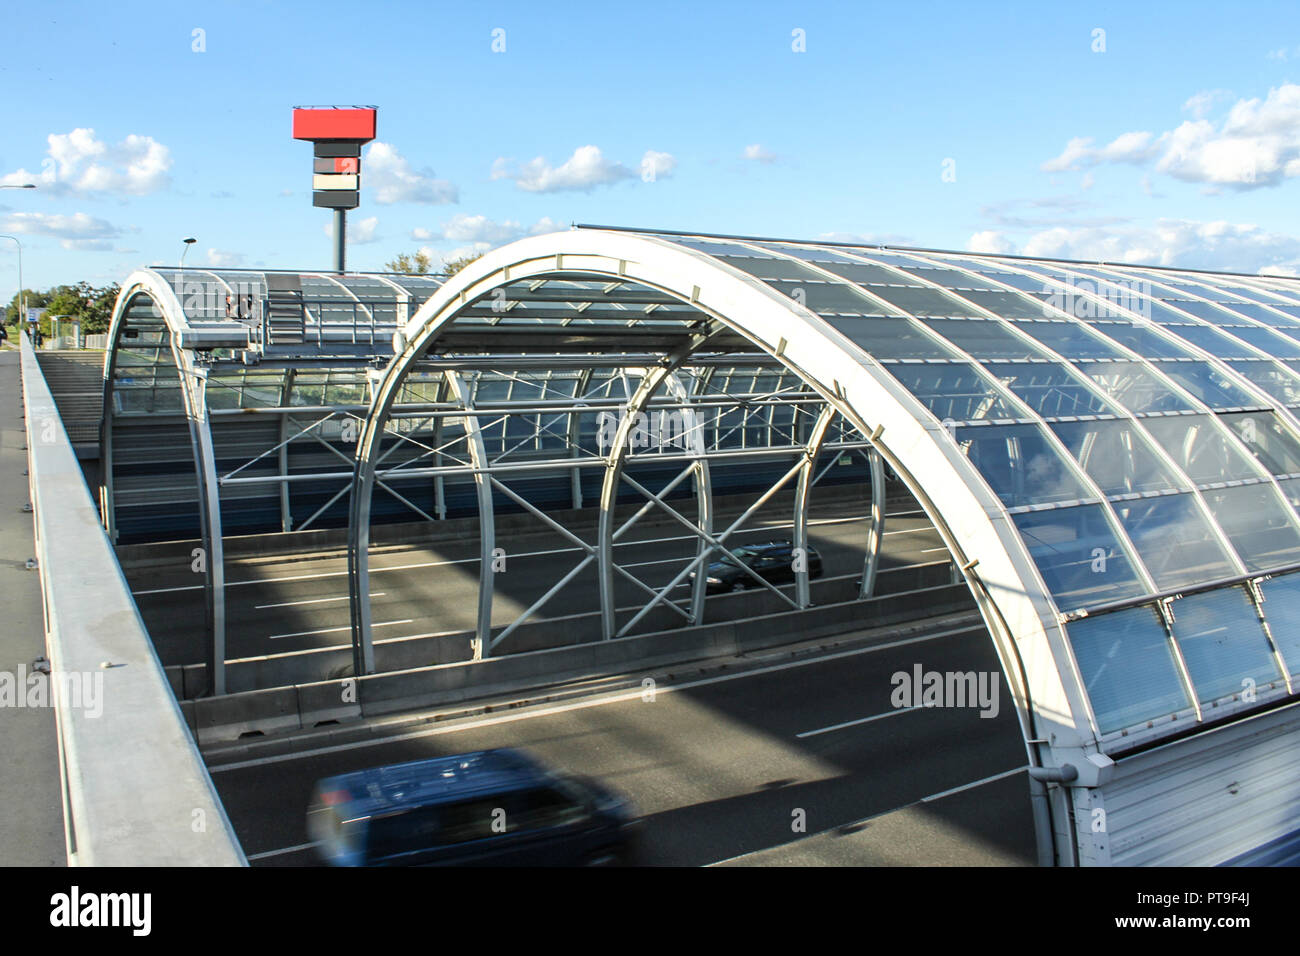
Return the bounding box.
[205,620,1035,867]
[126,499,950,667]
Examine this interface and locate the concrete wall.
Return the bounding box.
[21,336,246,866]
[188,578,978,744]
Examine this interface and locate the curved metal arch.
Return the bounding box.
[102,269,227,695]
[346,231,1101,811]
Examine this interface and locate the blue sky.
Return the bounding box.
[3,0,1300,301]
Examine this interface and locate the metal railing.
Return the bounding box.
[20,333,246,866]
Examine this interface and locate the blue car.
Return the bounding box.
[307,748,642,866]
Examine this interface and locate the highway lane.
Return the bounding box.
[126,500,948,667]
[205,622,1035,867]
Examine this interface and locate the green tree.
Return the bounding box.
[383,250,434,274]
[441,251,484,275]
[44,281,120,334]
[5,288,56,326]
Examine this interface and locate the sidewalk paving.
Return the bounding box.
[0,346,67,865]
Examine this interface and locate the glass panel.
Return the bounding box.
[1171,587,1281,704]
[1140,414,1264,484]
[949,288,1054,319]
[1115,494,1236,589]
[1167,300,1242,325]
[1050,419,1188,496]
[1012,505,1147,607]
[1223,326,1300,358]
[1074,361,1193,413]
[1013,321,1127,359]
[800,258,923,287]
[920,319,1050,360]
[1224,361,1300,405]
[984,362,1119,417]
[1087,323,1196,359]
[955,423,1094,507]
[1157,361,1261,409]
[865,284,985,317]
[1259,572,1300,677]
[1218,411,1300,476]
[1161,325,1258,358]
[826,316,961,360]
[1201,484,1300,571]
[883,363,1021,422]
[1065,606,1191,735]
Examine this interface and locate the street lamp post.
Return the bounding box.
[0,185,36,331]
[0,234,24,331]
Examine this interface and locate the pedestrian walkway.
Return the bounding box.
[0,347,67,865]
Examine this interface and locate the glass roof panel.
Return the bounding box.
[920,318,1051,360]
[1258,572,1300,678]
[1086,323,1197,359]
[1050,419,1189,496]
[862,284,985,317]
[1065,606,1191,735]
[884,363,1021,422]
[1223,361,1300,406]
[825,316,962,359]
[1160,325,1258,358]
[1217,411,1300,476]
[1201,484,1300,571]
[1155,361,1261,409]
[1073,361,1194,413]
[1140,414,1264,484]
[1171,587,1282,704]
[1114,494,1236,589]
[955,423,1095,507]
[945,288,1056,320]
[1011,504,1147,607]
[983,362,1120,417]
[1222,326,1300,358]
[1011,320,1128,359]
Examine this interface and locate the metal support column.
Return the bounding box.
[333,208,346,274]
[181,365,227,696]
[859,447,886,600]
[446,371,495,659]
[794,404,837,609]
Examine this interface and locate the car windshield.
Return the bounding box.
[721,546,760,567]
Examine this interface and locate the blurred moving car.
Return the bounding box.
[307,748,641,866]
[690,540,824,594]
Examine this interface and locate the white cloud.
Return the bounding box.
[743,144,778,164]
[1,128,171,196]
[492,145,639,192]
[968,230,1016,254]
[1183,89,1231,119]
[411,227,434,240]
[974,218,1300,275]
[640,150,677,181]
[1081,172,1095,191]
[0,211,122,249]
[1042,131,1158,171]
[206,249,244,267]
[324,215,380,245]
[363,142,458,205]
[1043,84,1300,190]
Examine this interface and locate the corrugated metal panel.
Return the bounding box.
[1102,703,1300,865]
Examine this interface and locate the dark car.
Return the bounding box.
[691,540,823,594]
[307,748,641,866]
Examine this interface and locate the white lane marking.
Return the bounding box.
[797,706,923,738]
[131,512,895,596]
[268,619,411,641]
[704,765,1027,867]
[246,842,316,861]
[256,592,385,610]
[207,623,982,772]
